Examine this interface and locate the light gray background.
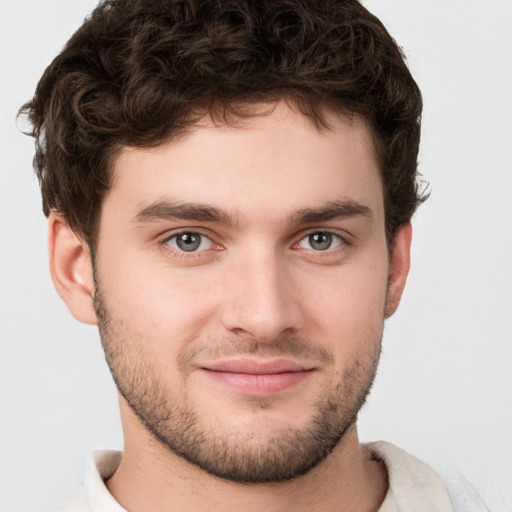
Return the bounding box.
[1,1,511,511]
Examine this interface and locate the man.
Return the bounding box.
[20,0,454,510]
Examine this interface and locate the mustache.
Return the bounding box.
[178,336,334,370]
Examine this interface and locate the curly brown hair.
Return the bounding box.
[20,0,424,250]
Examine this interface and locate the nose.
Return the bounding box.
[219,246,304,342]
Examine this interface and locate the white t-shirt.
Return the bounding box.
[56,441,454,511]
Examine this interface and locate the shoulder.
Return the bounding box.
[364,442,494,512]
[364,441,453,512]
[54,451,125,512]
[55,487,89,512]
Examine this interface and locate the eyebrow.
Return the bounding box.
[131,199,373,227]
[289,200,373,224]
[131,201,237,226]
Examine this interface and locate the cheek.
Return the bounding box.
[299,260,389,341]
[98,253,222,348]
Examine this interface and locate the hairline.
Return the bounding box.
[83,98,389,256]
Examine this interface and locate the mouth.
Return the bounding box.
[198,358,316,395]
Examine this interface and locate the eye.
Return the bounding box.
[297,232,344,251]
[165,232,213,252]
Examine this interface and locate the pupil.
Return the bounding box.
[310,233,332,251]
[177,233,201,251]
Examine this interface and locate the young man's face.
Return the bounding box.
[66,102,410,482]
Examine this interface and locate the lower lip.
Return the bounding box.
[199,369,313,395]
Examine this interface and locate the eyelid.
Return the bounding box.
[297,232,344,250]
[158,227,216,243]
[292,228,350,247]
[166,232,213,252]
[158,228,223,256]
[156,226,351,257]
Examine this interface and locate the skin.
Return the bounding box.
[49,102,411,512]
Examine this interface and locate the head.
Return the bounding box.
[22,0,424,483]
[22,0,423,252]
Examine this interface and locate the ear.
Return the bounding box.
[385,222,412,318]
[48,213,97,325]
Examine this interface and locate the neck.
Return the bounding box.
[106,405,387,512]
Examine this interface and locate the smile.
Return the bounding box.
[199,359,316,395]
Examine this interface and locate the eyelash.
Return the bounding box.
[159,230,222,258]
[159,228,350,259]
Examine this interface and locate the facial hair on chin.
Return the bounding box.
[93,283,383,484]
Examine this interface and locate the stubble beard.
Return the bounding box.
[94,286,383,484]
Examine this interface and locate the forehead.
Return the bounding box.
[107,102,383,225]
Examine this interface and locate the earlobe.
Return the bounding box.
[48,213,98,325]
[385,223,412,318]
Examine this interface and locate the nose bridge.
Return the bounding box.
[220,241,301,341]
